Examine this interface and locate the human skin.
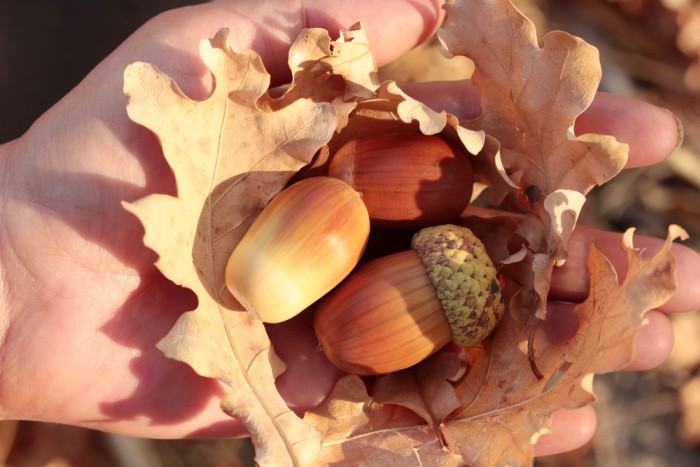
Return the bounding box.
[0,0,699,459]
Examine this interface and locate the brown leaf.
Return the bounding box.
[439,0,629,321]
[304,376,456,466]
[121,2,688,465]
[373,352,462,430]
[123,29,338,466]
[271,24,494,180]
[266,23,379,131]
[333,80,486,150]
[581,224,688,371]
[440,225,687,465]
[440,0,628,197]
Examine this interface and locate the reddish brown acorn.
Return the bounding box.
[328,133,474,229]
[314,224,504,375]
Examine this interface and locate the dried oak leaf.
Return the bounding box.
[265,23,379,129]
[440,0,628,197]
[307,226,687,466]
[444,225,688,465]
[122,29,338,466]
[439,0,629,319]
[304,375,457,466]
[373,352,463,433]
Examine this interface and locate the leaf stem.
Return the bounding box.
[527,313,545,380]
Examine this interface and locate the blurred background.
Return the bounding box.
[1,0,699,465]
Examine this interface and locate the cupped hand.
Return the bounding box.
[0,0,698,460]
[0,0,445,439]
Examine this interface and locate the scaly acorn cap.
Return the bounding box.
[411,224,505,346]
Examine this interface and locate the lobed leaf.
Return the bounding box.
[439,0,629,320]
[123,29,337,465]
[304,376,456,466]
[440,0,628,197]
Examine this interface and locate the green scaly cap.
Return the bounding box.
[411,224,505,347]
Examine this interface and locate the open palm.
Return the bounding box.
[0,0,698,458]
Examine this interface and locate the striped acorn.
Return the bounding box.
[226,177,370,323]
[314,224,504,375]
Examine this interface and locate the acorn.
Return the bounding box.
[328,133,474,229]
[226,177,370,323]
[314,224,504,375]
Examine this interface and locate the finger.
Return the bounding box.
[400,82,681,169]
[575,92,682,168]
[400,80,482,121]
[551,224,700,314]
[266,309,344,413]
[214,0,444,74]
[544,302,674,371]
[114,0,444,98]
[624,310,674,371]
[533,406,597,457]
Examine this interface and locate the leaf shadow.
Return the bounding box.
[397,141,474,230]
[97,276,235,429]
[191,170,296,310]
[17,131,167,271]
[12,162,239,430]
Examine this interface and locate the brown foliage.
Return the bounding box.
[122,1,686,464]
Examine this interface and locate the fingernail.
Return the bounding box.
[666,108,684,154]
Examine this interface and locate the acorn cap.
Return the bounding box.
[411,224,505,346]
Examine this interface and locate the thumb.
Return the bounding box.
[19,0,445,179]
[116,0,444,93]
[254,0,445,69]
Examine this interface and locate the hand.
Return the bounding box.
[0,0,698,459]
[401,81,700,457]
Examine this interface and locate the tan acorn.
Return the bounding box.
[314,224,504,375]
[328,133,474,229]
[226,177,370,323]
